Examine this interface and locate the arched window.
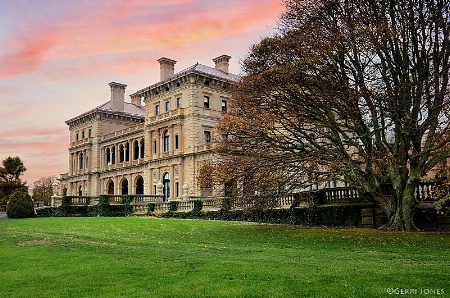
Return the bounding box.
[136,176,144,195]
[140,139,145,159]
[119,145,124,163]
[125,143,130,162]
[121,179,128,195]
[163,130,170,152]
[133,140,139,160]
[163,172,170,201]
[78,185,83,196]
[111,146,116,164]
[107,180,114,195]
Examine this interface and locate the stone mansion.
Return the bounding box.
[59,55,239,201]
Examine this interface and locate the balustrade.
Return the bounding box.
[51,186,364,213]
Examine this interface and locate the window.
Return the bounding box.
[153,140,157,154]
[175,135,179,149]
[204,131,211,144]
[76,133,79,141]
[140,139,144,159]
[82,130,85,139]
[163,130,170,152]
[222,100,227,112]
[176,97,181,108]
[119,145,124,163]
[155,105,160,115]
[165,101,170,112]
[204,96,210,109]
[79,152,84,169]
[133,140,139,160]
[175,182,179,197]
[88,129,92,137]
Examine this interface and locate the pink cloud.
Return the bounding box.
[0,1,284,79]
[0,86,23,96]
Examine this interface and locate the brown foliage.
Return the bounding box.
[214,0,450,231]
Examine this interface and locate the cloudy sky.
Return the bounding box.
[0,0,284,185]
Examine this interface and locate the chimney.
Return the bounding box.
[213,55,231,73]
[109,82,127,112]
[130,94,142,107]
[157,57,177,81]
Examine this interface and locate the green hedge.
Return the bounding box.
[159,205,362,227]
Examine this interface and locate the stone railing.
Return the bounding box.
[416,182,440,201]
[70,137,93,147]
[148,109,183,123]
[102,123,145,141]
[50,187,365,214]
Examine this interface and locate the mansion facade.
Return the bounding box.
[59,55,239,201]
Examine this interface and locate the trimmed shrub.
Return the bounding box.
[6,191,35,219]
[169,201,178,212]
[147,203,155,215]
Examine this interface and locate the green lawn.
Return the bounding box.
[0,217,448,298]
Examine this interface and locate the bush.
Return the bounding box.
[159,205,364,227]
[6,191,35,219]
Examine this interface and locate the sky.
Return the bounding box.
[0,0,285,185]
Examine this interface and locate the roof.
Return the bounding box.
[65,101,145,125]
[175,63,241,82]
[131,62,240,96]
[95,101,145,117]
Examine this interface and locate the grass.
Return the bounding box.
[0,217,449,298]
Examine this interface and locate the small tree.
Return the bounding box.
[0,156,27,204]
[32,176,55,205]
[6,191,34,219]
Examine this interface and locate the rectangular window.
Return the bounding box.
[204,131,211,144]
[175,135,179,149]
[222,100,227,112]
[155,105,160,115]
[204,96,210,109]
[175,182,179,197]
[176,97,181,108]
[154,185,157,195]
[153,140,157,154]
[76,133,79,141]
[82,130,85,139]
[165,101,170,112]
[88,129,92,137]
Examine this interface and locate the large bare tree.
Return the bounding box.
[214,0,450,230]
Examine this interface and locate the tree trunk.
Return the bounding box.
[379,182,419,231]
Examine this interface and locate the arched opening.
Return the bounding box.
[121,179,129,195]
[125,143,130,162]
[111,146,116,164]
[140,138,145,159]
[133,140,139,160]
[119,145,124,163]
[63,187,67,196]
[136,176,144,195]
[107,180,114,195]
[163,172,170,201]
[78,185,83,196]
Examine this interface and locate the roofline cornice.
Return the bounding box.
[130,68,238,98]
[65,110,144,128]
